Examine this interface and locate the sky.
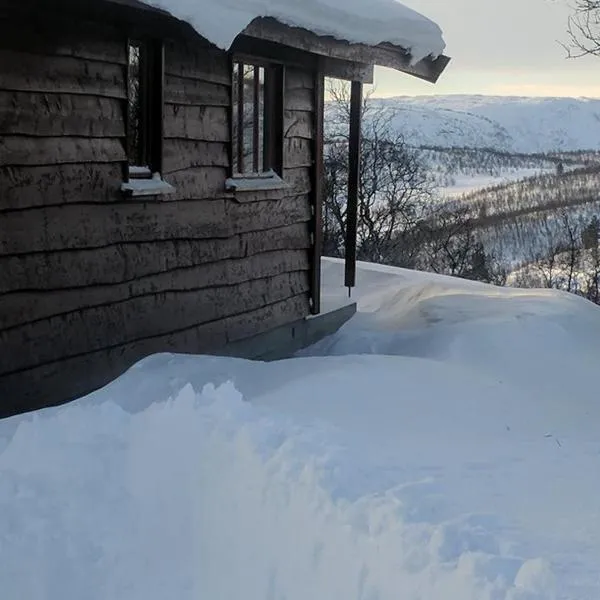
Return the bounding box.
[372,0,600,98]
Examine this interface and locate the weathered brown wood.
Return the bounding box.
[285,86,314,111]
[243,17,450,83]
[223,293,310,343]
[0,271,310,374]
[283,137,312,168]
[0,137,126,167]
[321,57,374,84]
[1,250,310,329]
[0,293,310,418]
[164,75,229,106]
[165,166,228,200]
[163,140,229,174]
[0,163,123,211]
[0,50,127,98]
[1,197,312,255]
[0,17,127,64]
[163,104,229,141]
[0,223,311,293]
[231,35,373,84]
[282,167,312,195]
[285,67,314,91]
[0,91,125,137]
[310,69,325,315]
[164,40,230,85]
[345,80,362,290]
[284,110,314,140]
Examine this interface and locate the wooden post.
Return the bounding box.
[150,39,165,176]
[236,62,245,173]
[344,80,362,293]
[310,66,325,315]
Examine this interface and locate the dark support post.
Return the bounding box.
[310,66,325,315]
[344,80,362,294]
[150,39,165,175]
[236,62,245,173]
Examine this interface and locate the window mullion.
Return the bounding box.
[236,62,245,174]
[252,66,260,173]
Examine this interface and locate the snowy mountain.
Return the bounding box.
[372,95,600,153]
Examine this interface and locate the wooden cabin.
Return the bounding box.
[0,0,448,417]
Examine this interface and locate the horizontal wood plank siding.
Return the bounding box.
[0,163,124,211]
[1,22,316,414]
[0,91,125,137]
[0,223,311,293]
[0,196,312,255]
[0,49,127,99]
[1,270,311,374]
[0,294,310,417]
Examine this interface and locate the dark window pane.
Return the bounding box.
[127,41,143,167]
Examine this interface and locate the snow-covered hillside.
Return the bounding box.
[2,259,600,600]
[372,95,600,153]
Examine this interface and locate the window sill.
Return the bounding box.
[121,175,175,198]
[225,171,289,193]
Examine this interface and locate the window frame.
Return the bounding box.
[122,36,173,197]
[227,56,286,192]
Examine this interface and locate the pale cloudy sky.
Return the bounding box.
[372,0,600,97]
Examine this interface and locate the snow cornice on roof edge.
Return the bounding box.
[106,0,450,83]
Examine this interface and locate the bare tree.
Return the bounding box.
[564,0,600,57]
[323,79,432,265]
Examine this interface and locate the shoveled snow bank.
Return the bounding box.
[143,0,445,62]
[2,258,600,599]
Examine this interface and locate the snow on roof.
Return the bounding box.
[144,0,445,63]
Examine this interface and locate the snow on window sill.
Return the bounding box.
[225,170,289,193]
[121,173,175,197]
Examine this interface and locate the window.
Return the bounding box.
[228,60,285,191]
[122,38,173,196]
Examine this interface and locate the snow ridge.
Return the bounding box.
[371,95,600,153]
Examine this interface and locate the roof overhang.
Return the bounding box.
[242,17,450,84]
[32,0,449,84]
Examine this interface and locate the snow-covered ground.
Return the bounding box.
[437,167,556,198]
[2,258,600,600]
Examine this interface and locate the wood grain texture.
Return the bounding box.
[0,91,125,137]
[0,223,311,292]
[1,196,312,255]
[0,136,126,167]
[164,40,230,85]
[0,17,126,64]
[0,163,123,210]
[284,110,314,140]
[284,86,314,111]
[1,250,310,329]
[163,140,229,174]
[285,67,314,90]
[163,104,229,141]
[283,137,312,168]
[0,294,310,418]
[0,271,310,374]
[0,50,127,98]
[164,75,229,107]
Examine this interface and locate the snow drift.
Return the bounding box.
[2,258,600,600]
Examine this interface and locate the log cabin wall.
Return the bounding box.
[0,11,315,417]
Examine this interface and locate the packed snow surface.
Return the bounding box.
[142,0,445,62]
[2,258,600,599]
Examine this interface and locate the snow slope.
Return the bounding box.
[2,259,600,600]
[373,95,600,152]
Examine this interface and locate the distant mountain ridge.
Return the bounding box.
[370,95,600,154]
